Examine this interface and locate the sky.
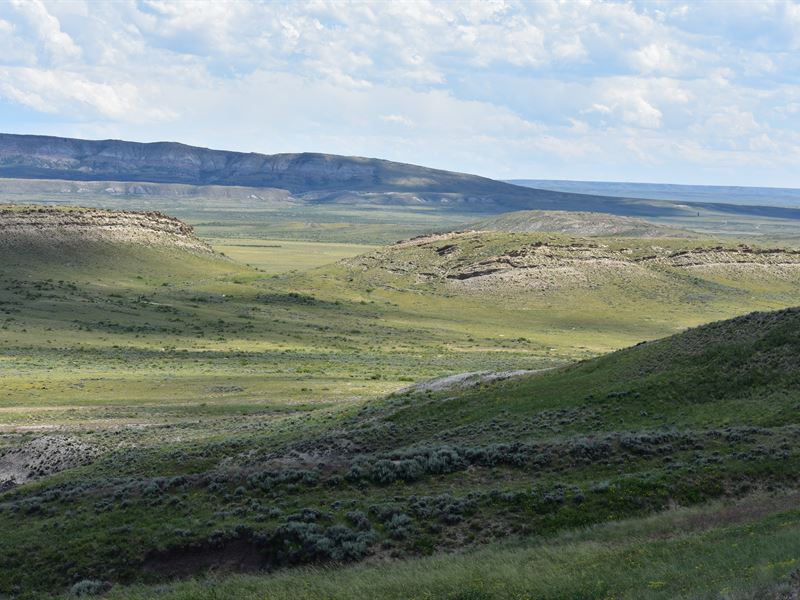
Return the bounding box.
[0,0,799,187]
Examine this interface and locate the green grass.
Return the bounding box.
[471,209,698,237]
[2,210,800,597]
[85,491,800,600]
[3,303,800,596]
[208,238,377,273]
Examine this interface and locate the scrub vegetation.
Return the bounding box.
[1,206,799,598]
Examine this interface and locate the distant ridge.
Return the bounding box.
[509,179,800,208]
[3,133,800,222]
[0,133,515,193]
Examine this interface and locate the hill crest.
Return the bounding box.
[470,209,695,237]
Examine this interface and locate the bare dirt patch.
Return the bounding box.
[0,435,100,487]
[142,537,267,580]
[399,369,542,394]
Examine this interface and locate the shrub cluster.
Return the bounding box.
[345,432,689,486]
[246,469,319,492]
[409,494,476,524]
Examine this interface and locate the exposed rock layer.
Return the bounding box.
[0,206,213,253]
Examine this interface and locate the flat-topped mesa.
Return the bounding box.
[0,206,213,253]
[0,133,531,196]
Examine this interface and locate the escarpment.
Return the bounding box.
[0,206,213,253]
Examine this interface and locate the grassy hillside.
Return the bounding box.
[97,492,800,600]
[2,306,800,597]
[332,230,800,353]
[2,207,800,597]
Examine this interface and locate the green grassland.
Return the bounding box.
[208,238,376,273]
[191,204,472,245]
[0,181,473,244]
[470,209,699,237]
[3,297,800,597]
[2,208,800,597]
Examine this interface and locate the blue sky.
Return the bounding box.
[1,0,799,186]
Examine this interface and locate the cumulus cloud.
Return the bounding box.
[0,0,797,186]
[8,0,81,63]
[381,114,414,127]
[0,67,174,122]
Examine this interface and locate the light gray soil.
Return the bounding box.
[0,435,99,488]
[399,369,541,394]
[0,206,213,253]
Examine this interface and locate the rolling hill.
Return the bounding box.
[0,205,212,254]
[2,205,800,597]
[470,209,694,237]
[342,230,800,300]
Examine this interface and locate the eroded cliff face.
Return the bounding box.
[0,206,213,253]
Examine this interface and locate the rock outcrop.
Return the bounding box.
[0,205,213,253]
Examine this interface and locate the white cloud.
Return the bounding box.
[631,43,678,74]
[787,2,800,49]
[703,107,760,139]
[0,0,797,185]
[551,36,588,62]
[380,114,414,127]
[0,67,173,121]
[9,0,81,63]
